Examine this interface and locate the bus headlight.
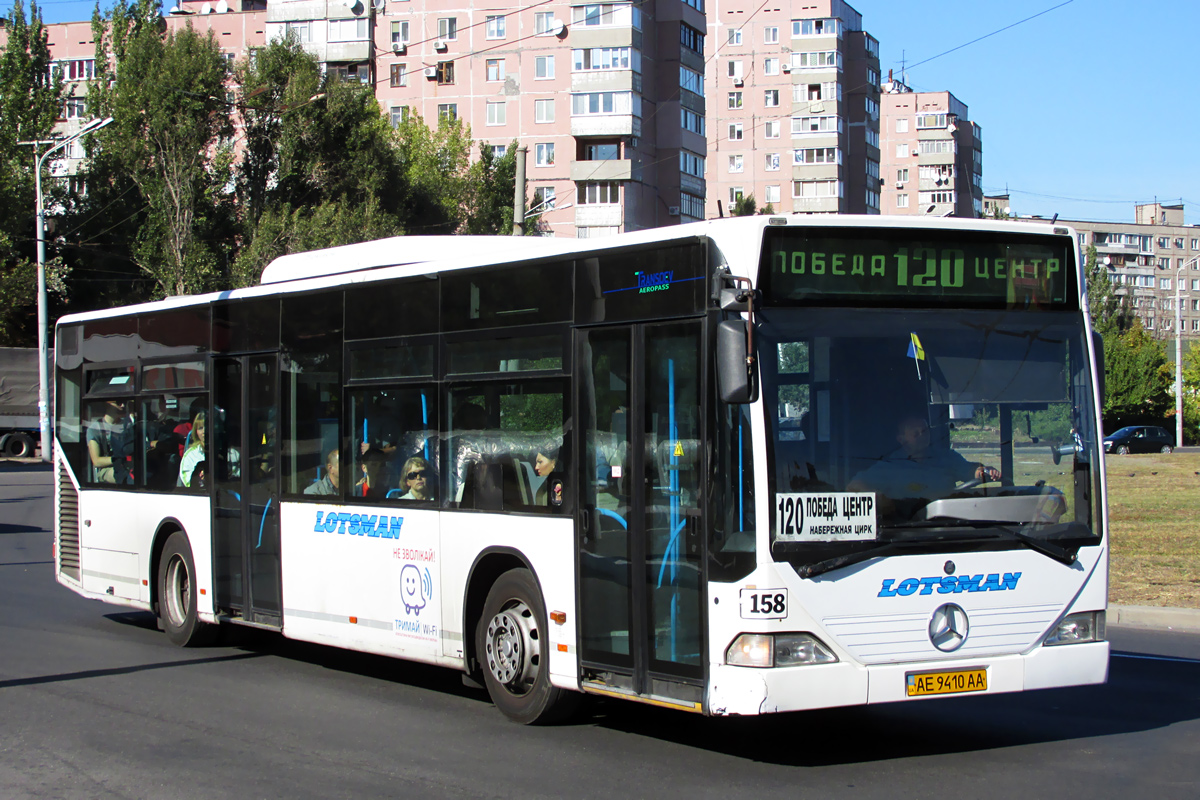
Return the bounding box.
[725,633,838,667]
[1043,611,1106,646]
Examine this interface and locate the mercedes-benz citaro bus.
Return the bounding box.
[53,215,1108,724]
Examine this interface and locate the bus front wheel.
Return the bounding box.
[476,568,577,724]
[157,531,216,647]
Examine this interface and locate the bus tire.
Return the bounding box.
[4,433,34,458]
[158,531,216,647]
[476,568,578,725]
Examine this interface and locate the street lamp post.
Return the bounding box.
[18,116,112,463]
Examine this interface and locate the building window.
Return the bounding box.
[728,155,744,173]
[793,51,841,70]
[389,63,407,88]
[486,15,506,39]
[436,61,455,85]
[792,115,840,134]
[327,63,369,84]
[918,140,954,155]
[727,60,743,79]
[680,23,704,54]
[765,185,780,204]
[793,18,839,37]
[680,192,704,220]
[681,108,705,135]
[579,47,635,72]
[52,58,96,81]
[535,56,554,79]
[919,191,955,205]
[573,3,628,28]
[486,101,506,126]
[916,113,947,129]
[897,168,909,183]
[679,150,704,178]
[64,98,86,118]
[1158,236,1170,249]
[437,103,458,122]
[729,187,744,205]
[764,89,779,107]
[764,57,780,76]
[532,186,556,211]
[1161,278,1172,289]
[329,18,368,42]
[764,26,779,44]
[728,123,743,141]
[535,12,555,34]
[571,91,635,116]
[535,99,555,123]
[284,21,311,42]
[535,142,555,166]
[895,117,909,133]
[577,182,621,204]
[895,143,907,159]
[765,153,780,171]
[438,18,458,40]
[728,28,743,45]
[793,147,839,165]
[389,106,408,128]
[490,144,507,158]
[728,92,743,109]
[679,66,703,94]
[486,59,505,81]
[391,21,409,44]
[792,179,841,198]
[897,193,910,208]
[1176,238,1186,249]
[764,120,780,139]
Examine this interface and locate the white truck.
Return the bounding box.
[0,347,43,458]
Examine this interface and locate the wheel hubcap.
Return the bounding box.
[165,554,190,628]
[484,601,539,694]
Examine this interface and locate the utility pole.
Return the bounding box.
[512,146,527,236]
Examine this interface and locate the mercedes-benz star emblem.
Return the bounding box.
[929,603,969,652]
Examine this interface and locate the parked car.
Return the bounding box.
[1103,426,1174,455]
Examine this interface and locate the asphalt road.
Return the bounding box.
[2,461,1199,799]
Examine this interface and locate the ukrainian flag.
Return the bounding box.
[907,332,925,361]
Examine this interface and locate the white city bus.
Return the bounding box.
[53,215,1109,723]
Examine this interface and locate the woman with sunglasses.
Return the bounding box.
[399,456,435,501]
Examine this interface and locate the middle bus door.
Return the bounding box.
[577,322,706,708]
[212,354,282,628]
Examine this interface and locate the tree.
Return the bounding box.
[86,0,234,297]
[393,111,473,235]
[732,194,757,217]
[1101,322,1173,428]
[231,37,407,286]
[0,0,63,345]
[1085,244,1135,335]
[460,141,524,235]
[1181,344,1200,445]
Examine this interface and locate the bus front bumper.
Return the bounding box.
[707,640,1109,716]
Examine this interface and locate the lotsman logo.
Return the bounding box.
[878,572,1021,597]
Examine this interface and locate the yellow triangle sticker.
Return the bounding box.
[673,441,684,457]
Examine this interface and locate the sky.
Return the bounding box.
[27,0,1200,227]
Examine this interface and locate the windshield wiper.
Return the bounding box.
[794,519,1079,579]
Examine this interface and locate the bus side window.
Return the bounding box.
[348,386,439,503]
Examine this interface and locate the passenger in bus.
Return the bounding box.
[398,456,435,501]
[356,446,394,499]
[87,400,132,484]
[848,416,1000,504]
[534,446,559,505]
[304,449,341,496]
[178,411,207,488]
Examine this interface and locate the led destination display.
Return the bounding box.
[760,227,1075,308]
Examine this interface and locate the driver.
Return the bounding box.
[848,416,1000,501]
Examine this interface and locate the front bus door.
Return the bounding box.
[212,354,282,627]
[577,321,706,710]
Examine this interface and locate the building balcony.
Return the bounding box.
[680,174,705,196]
[266,0,358,22]
[325,41,371,62]
[571,70,637,94]
[576,204,624,227]
[571,114,639,138]
[791,196,840,213]
[571,159,636,182]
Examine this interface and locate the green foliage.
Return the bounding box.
[461,141,519,235]
[732,194,757,217]
[393,111,473,235]
[1102,323,1173,427]
[1085,244,1136,335]
[88,0,234,297]
[1182,344,1200,445]
[0,0,63,345]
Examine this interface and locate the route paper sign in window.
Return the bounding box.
[776,492,876,542]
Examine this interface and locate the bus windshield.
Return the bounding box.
[759,306,1102,571]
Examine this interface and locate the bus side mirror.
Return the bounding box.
[717,320,758,404]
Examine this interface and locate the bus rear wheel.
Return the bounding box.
[476,568,577,725]
[4,433,34,458]
[158,531,216,647]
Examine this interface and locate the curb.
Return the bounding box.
[1109,604,1200,634]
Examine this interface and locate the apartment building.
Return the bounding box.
[879,78,982,218]
[369,0,708,237]
[705,0,880,217]
[6,0,705,238]
[1065,202,1200,339]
